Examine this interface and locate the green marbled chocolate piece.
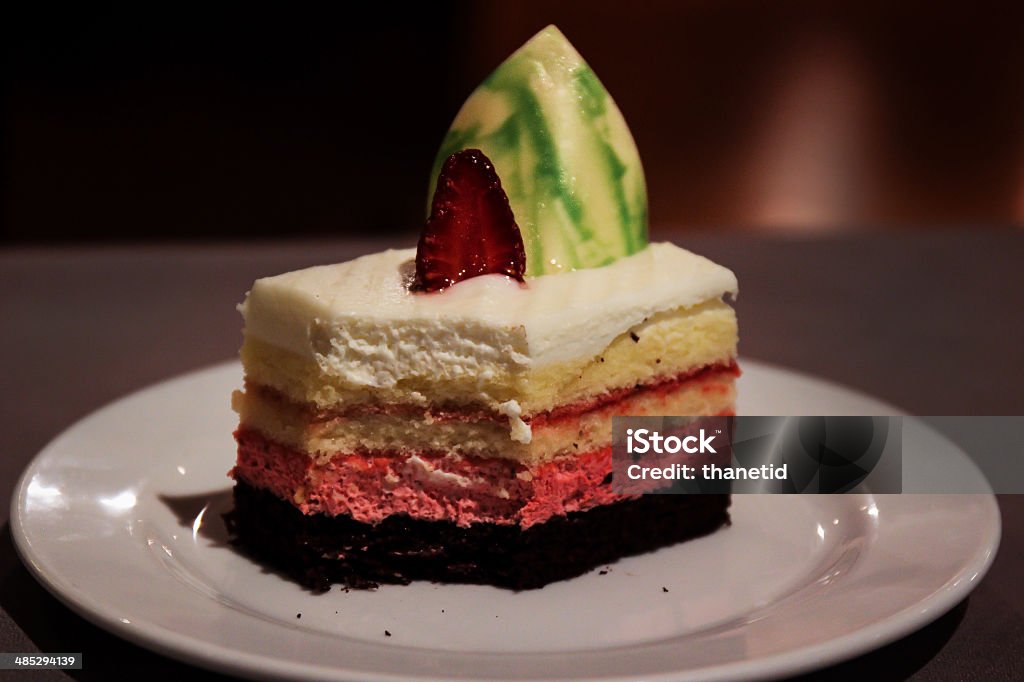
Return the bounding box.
[428,25,648,276]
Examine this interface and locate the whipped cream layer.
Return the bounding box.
[241,242,737,380]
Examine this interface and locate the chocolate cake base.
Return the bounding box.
[224,480,730,592]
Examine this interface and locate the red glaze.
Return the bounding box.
[531,361,740,428]
[414,149,526,292]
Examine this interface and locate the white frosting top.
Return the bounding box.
[241,242,737,378]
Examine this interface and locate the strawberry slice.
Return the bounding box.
[414,149,526,292]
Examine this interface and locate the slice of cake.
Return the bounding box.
[225,26,739,591]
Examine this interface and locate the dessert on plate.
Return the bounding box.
[225,26,739,590]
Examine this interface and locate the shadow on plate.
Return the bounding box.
[157,488,335,594]
[0,505,970,679]
[157,489,234,546]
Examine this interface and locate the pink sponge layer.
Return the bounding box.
[232,430,630,529]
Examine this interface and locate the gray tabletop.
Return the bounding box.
[1,231,1022,680]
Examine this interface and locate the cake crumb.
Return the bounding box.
[662,587,669,593]
[572,442,579,449]
[630,331,640,342]
[656,358,661,364]
[296,613,302,619]
[599,570,608,576]
[385,630,392,637]
[441,609,445,613]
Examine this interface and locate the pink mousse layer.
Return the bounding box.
[232,430,630,528]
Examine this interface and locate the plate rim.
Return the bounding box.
[10,358,1002,681]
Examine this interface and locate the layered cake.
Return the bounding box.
[226,26,739,591]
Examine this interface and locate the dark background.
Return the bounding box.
[3,4,1024,677]
[6,1,1024,244]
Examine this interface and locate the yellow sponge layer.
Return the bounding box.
[234,369,736,464]
[240,299,737,416]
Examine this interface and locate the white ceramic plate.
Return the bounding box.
[12,359,1000,681]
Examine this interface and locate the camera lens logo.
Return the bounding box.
[780,417,888,493]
